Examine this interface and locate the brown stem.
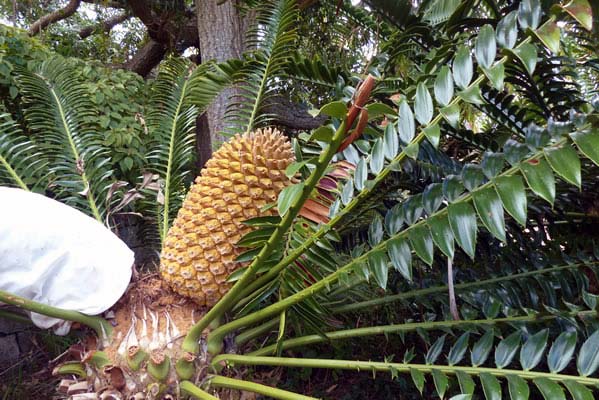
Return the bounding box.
[29,0,82,35]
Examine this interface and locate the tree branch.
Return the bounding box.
[123,39,167,77]
[29,0,81,36]
[82,0,127,8]
[79,12,132,38]
[262,96,327,130]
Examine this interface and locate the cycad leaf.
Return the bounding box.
[0,114,47,191]
[14,58,112,222]
[448,202,477,259]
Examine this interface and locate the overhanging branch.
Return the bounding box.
[29,0,82,36]
[79,12,132,38]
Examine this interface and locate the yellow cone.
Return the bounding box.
[160,128,294,306]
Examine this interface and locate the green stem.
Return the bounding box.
[248,311,595,357]
[208,375,319,400]
[180,381,219,400]
[0,155,29,191]
[234,34,538,304]
[0,290,112,340]
[182,118,349,353]
[332,262,594,314]
[235,318,280,346]
[0,309,32,325]
[206,137,568,353]
[212,355,599,387]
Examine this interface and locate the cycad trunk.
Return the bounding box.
[196,0,250,146]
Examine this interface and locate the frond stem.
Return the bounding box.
[212,354,599,387]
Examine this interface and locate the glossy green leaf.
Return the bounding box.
[341,178,353,205]
[456,370,475,395]
[384,205,403,235]
[448,332,470,365]
[319,100,347,118]
[408,224,434,265]
[461,164,485,191]
[434,65,453,106]
[285,159,312,178]
[309,125,334,142]
[383,124,399,160]
[403,194,424,225]
[368,214,384,246]
[535,21,560,54]
[398,101,415,143]
[453,46,473,89]
[424,123,441,148]
[480,372,501,400]
[403,143,420,160]
[443,174,465,202]
[458,84,485,105]
[544,144,581,188]
[507,375,530,400]
[520,329,548,370]
[504,139,530,166]
[387,238,412,281]
[475,25,496,69]
[426,335,446,364]
[482,152,505,179]
[473,187,506,242]
[494,175,527,226]
[354,157,367,191]
[510,43,538,75]
[410,368,425,394]
[577,330,599,376]
[518,0,542,30]
[496,10,518,49]
[365,102,396,118]
[471,330,494,367]
[520,158,555,205]
[534,378,565,400]
[525,123,550,149]
[440,103,460,128]
[369,250,388,290]
[370,138,385,174]
[432,369,448,399]
[423,183,443,214]
[449,395,472,400]
[415,82,433,125]
[483,63,504,91]
[561,0,593,30]
[404,142,419,160]
[564,380,594,400]
[428,214,455,259]
[547,331,577,373]
[495,331,521,368]
[278,182,304,216]
[448,202,477,259]
[571,128,599,166]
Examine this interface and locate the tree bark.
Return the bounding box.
[29,0,81,35]
[196,0,249,145]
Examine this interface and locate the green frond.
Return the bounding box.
[13,57,115,223]
[143,57,200,244]
[0,113,48,191]
[222,0,299,136]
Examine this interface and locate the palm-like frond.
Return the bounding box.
[144,58,199,244]
[0,113,48,191]
[223,0,299,136]
[13,58,114,222]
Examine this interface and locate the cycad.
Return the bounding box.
[2,0,599,399]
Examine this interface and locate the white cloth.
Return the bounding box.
[0,187,133,334]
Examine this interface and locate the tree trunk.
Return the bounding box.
[196,0,249,146]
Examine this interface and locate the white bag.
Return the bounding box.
[0,187,133,334]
